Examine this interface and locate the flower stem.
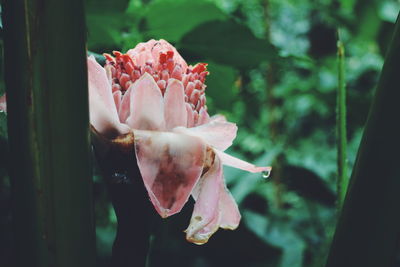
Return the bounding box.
[92,131,154,267]
[336,30,348,212]
[326,13,400,267]
[3,0,95,266]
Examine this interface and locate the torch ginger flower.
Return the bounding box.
[88,39,271,245]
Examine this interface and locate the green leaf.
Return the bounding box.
[142,0,226,42]
[85,0,131,51]
[243,210,305,267]
[86,13,127,51]
[204,61,238,110]
[180,20,278,69]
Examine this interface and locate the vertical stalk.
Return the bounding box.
[326,13,400,267]
[263,0,283,208]
[3,0,96,266]
[91,130,154,267]
[336,30,348,211]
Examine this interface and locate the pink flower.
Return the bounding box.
[89,39,271,245]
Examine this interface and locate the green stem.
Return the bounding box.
[3,0,95,266]
[326,13,400,267]
[336,30,348,211]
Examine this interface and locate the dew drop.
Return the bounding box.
[111,172,130,184]
[262,169,271,179]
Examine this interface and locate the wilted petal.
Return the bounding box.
[134,130,205,218]
[0,94,6,112]
[164,79,187,130]
[186,156,222,244]
[126,73,165,130]
[173,120,237,151]
[87,57,129,137]
[218,184,241,230]
[215,150,272,173]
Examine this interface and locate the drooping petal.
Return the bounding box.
[186,156,222,244]
[173,120,237,151]
[163,79,187,130]
[215,150,272,173]
[87,57,129,137]
[134,130,205,218]
[218,184,241,230]
[126,73,166,131]
[0,94,6,112]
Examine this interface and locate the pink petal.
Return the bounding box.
[113,90,122,112]
[87,57,118,116]
[218,184,241,230]
[118,85,132,124]
[0,94,6,113]
[196,107,210,126]
[215,150,272,173]
[209,114,227,123]
[126,73,166,130]
[87,57,129,137]
[186,156,223,244]
[163,79,187,130]
[173,120,237,151]
[133,130,206,218]
[186,103,194,128]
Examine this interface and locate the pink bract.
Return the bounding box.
[88,39,271,244]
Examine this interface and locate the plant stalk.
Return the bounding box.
[3,0,96,266]
[326,13,400,267]
[336,30,348,211]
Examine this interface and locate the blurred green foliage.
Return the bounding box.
[0,0,399,266]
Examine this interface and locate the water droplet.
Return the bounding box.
[262,169,271,179]
[111,172,131,184]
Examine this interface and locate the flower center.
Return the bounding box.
[104,50,209,114]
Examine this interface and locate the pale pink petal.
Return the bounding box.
[118,85,132,124]
[196,107,210,126]
[113,90,122,112]
[186,156,223,244]
[215,150,272,173]
[0,94,6,112]
[87,57,119,116]
[218,184,241,230]
[134,130,205,218]
[186,103,194,128]
[163,79,187,130]
[210,114,227,123]
[173,120,237,151]
[126,73,165,130]
[188,212,221,245]
[87,57,129,137]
